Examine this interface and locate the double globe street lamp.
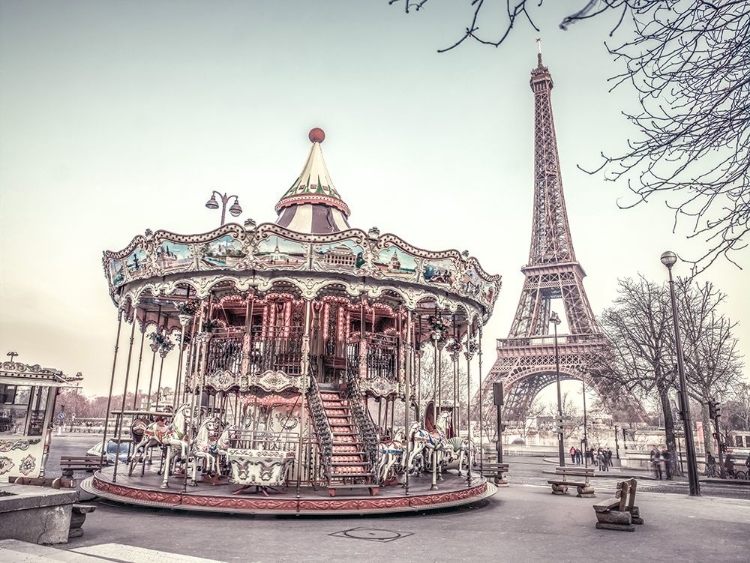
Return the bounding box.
[205,191,242,226]
[660,250,700,496]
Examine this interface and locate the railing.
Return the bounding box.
[204,330,305,376]
[229,430,299,452]
[347,337,398,382]
[206,335,243,374]
[497,334,608,348]
[344,361,379,470]
[307,375,333,484]
[366,335,398,381]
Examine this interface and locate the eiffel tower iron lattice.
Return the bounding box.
[482,48,621,424]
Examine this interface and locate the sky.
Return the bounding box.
[0,1,747,402]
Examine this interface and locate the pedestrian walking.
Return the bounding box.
[570,446,576,464]
[605,449,612,471]
[650,446,662,479]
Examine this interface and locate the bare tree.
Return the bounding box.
[390,1,750,272]
[675,277,745,453]
[597,276,679,454]
[723,382,750,432]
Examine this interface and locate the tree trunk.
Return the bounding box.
[658,385,677,454]
[701,403,713,457]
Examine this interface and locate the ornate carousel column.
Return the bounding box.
[173,311,193,409]
[464,322,477,487]
[403,308,413,495]
[477,324,484,475]
[297,298,313,498]
[448,338,461,436]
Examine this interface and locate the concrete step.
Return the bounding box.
[0,539,104,562]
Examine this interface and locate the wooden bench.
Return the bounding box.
[547,466,595,497]
[60,456,104,477]
[9,475,75,489]
[68,504,97,539]
[592,478,643,532]
[481,462,509,485]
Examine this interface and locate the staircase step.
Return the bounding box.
[327,483,376,489]
[333,441,362,446]
[330,472,373,478]
[331,462,369,466]
[332,432,358,436]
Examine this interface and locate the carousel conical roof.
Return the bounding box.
[275,128,351,234]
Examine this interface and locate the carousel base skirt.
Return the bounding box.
[82,467,495,516]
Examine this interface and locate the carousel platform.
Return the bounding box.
[81,466,495,516]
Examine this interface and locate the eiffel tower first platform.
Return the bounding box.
[483,46,613,423]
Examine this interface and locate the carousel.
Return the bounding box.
[83,128,502,515]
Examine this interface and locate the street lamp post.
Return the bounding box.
[550,311,565,467]
[661,250,700,496]
[614,425,620,459]
[582,375,588,467]
[205,191,242,226]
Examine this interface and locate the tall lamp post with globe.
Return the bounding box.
[205,191,243,226]
[661,250,700,496]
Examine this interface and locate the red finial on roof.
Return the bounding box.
[309,128,325,143]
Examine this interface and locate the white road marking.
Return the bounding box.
[72,543,226,563]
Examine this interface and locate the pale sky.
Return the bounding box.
[0,1,747,400]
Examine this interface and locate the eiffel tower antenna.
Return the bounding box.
[481,49,624,423]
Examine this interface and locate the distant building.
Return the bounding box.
[322,244,356,267]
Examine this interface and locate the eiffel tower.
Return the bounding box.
[483,45,613,422]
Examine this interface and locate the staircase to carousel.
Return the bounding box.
[309,377,378,497]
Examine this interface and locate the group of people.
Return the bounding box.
[706,452,750,478]
[649,446,675,480]
[568,446,614,471]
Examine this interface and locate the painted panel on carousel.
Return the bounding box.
[373,245,418,281]
[255,235,307,269]
[156,240,193,273]
[124,247,148,278]
[481,280,497,307]
[201,235,246,269]
[460,266,482,299]
[421,258,457,287]
[109,258,125,288]
[312,239,365,272]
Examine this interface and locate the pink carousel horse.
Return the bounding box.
[128,403,192,489]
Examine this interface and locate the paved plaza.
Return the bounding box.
[3,475,749,562]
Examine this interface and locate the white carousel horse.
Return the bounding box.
[406,411,451,476]
[377,427,406,485]
[214,423,239,474]
[442,437,475,476]
[128,403,192,489]
[190,415,223,485]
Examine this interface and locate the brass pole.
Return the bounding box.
[99,310,123,471]
[145,305,162,410]
[131,325,147,410]
[113,314,137,482]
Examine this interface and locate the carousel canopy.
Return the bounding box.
[275,128,351,234]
